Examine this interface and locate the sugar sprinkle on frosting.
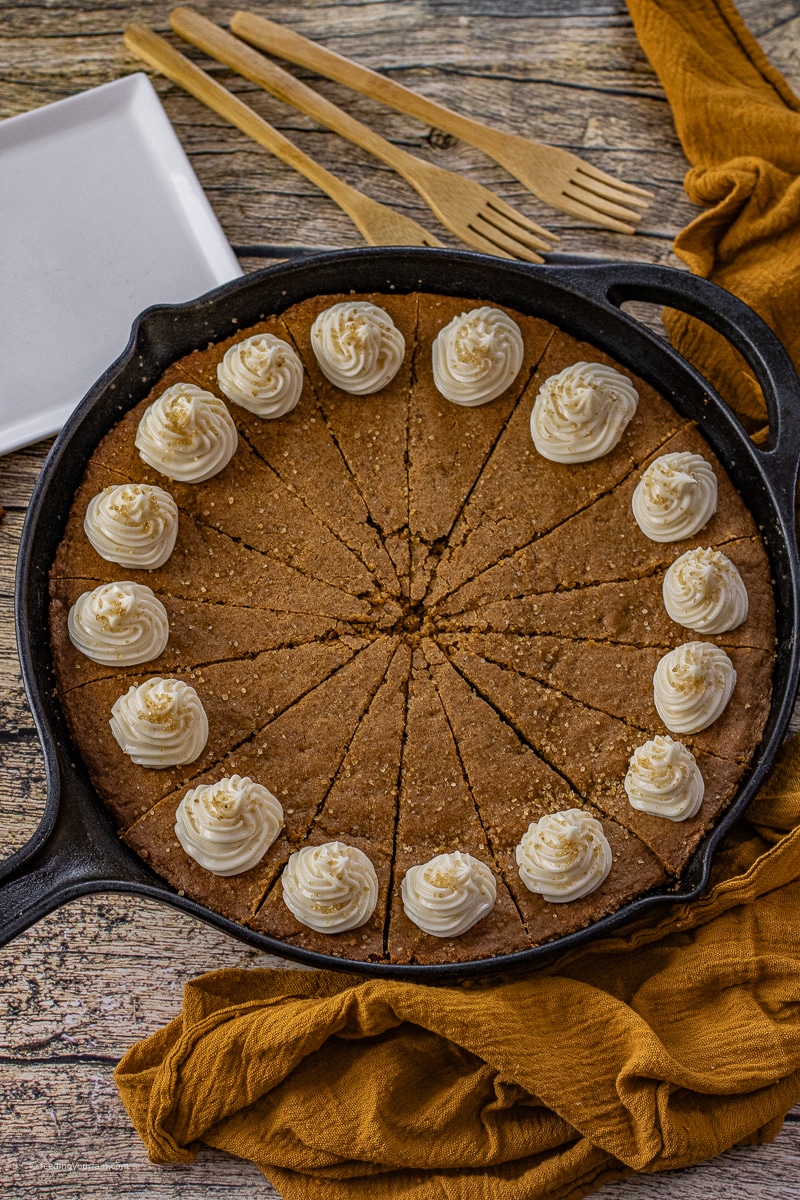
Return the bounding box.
[311,302,405,395]
[402,851,496,936]
[175,775,283,876]
[282,841,379,933]
[432,307,524,406]
[68,581,169,665]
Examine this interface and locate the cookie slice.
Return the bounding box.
[251,643,410,961]
[440,536,775,652]
[123,637,397,925]
[64,638,360,828]
[423,640,666,943]
[137,323,401,598]
[88,391,378,600]
[52,462,374,622]
[386,649,531,964]
[445,644,746,874]
[438,424,758,615]
[427,330,688,606]
[167,436,378,599]
[457,631,772,765]
[384,532,410,600]
[410,540,438,604]
[50,580,351,691]
[408,296,555,544]
[281,292,417,539]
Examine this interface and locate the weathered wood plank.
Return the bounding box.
[1,893,798,1199]
[0,1,693,258]
[0,440,54,509]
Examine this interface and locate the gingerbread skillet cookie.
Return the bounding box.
[50,292,775,965]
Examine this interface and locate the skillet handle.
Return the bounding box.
[554,263,800,517]
[0,773,150,946]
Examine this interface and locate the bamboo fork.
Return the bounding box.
[230,10,652,234]
[170,7,557,262]
[123,24,443,250]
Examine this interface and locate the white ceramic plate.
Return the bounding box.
[0,73,243,455]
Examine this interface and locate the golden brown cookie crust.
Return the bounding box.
[49,293,776,964]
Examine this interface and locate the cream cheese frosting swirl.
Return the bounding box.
[281,841,378,933]
[217,333,303,418]
[653,642,736,733]
[663,547,749,634]
[175,775,283,876]
[632,451,717,542]
[432,307,524,406]
[401,852,496,937]
[624,735,704,821]
[310,302,405,395]
[530,362,638,462]
[67,582,169,665]
[109,677,208,767]
[84,483,178,568]
[516,809,611,902]
[135,382,238,481]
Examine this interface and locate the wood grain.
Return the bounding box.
[2,1,799,1196]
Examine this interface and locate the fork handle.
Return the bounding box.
[170,7,426,182]
[124,23,366,220]
[230,9,508,156]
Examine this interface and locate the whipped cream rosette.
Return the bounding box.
[530,361,638,463]
[311,302,405,395]
[135,382,238,482]
[84,482,178,568]
[217,333,303,418]
[632,451,717,542]
[653,642,736,733]
[175,775,283,876]
[624,735,704,821]
[281,841,378,933]
[432,306,524,406]
[516,809,612,902]
[68,581,169,665]
[663,547,748,634]
[401,852,496,936]
[110,677,208,767]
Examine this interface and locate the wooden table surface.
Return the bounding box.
[3,1,800,1195]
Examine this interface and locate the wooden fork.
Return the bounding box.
[123,24,443,250]
[230,10,652,235]
[170,7,557,262]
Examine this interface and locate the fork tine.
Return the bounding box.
[555,193,637,234]
[571,161,654,200]
[479,194,558,245]
[456,224,516,259]
[478,206,553,253]
[571,168,651,211]
[467,220,544,263]
[563,184,644,225]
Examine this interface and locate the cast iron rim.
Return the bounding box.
[7,247,800,978]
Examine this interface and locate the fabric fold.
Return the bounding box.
[116,734,800,1198]
[626,0,800,432]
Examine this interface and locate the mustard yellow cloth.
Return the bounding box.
[115,3,800,1195]
[116,744,800,1197]
[627,0,800,433]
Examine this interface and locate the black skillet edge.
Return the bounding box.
[4,248,800,979]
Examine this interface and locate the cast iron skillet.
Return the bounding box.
[3,248,800,979]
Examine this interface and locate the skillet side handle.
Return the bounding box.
[0,779,143,947]
[0,814,96,947]
[555,263,800,519]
